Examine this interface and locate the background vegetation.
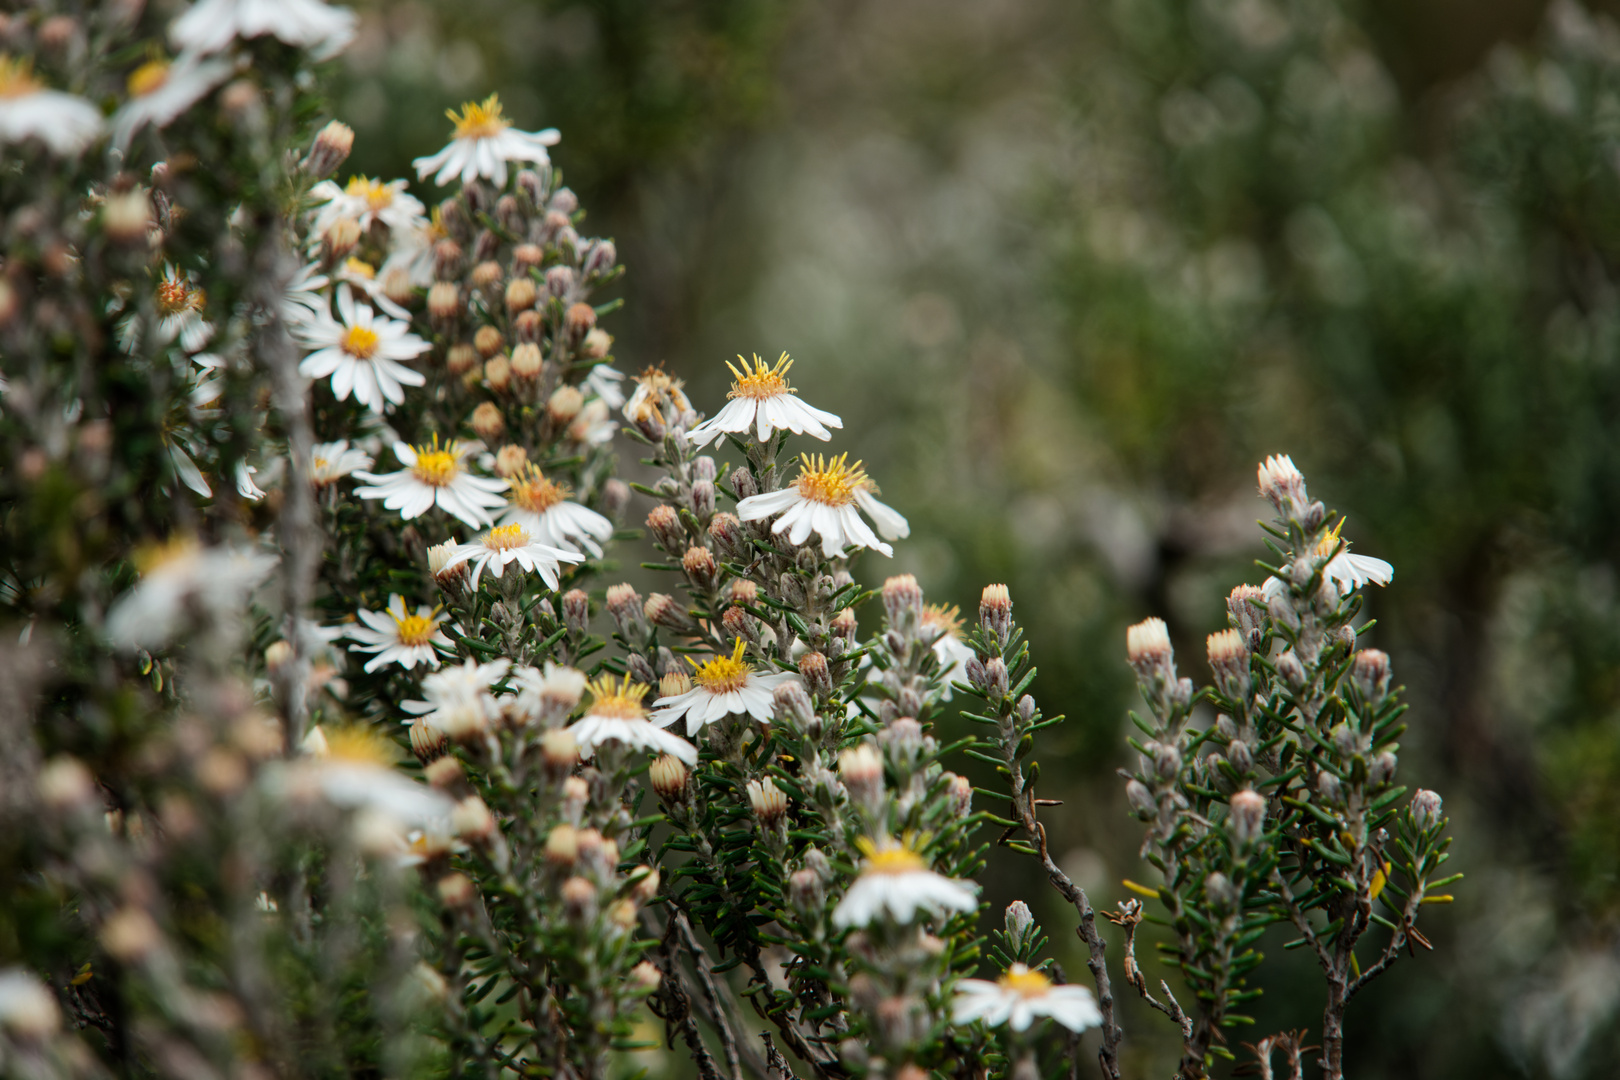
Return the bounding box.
[323,0,1620,1076]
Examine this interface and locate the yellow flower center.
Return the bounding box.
[726,352,796,401]
[689,639,752,694]
[409,439,461,487]
[584,674,650,720]
[448,94,511,140]
[392,611,440,647]
[921,603,963,637]
[134,535,199,575]
[794,453,870,508]
[0,57,43,99]
[127,59,170,98]
[998,965,1052,998]
[323,726,395,767]
[855,835,929,875]
[482,523,530,552]
[156,276,203,317]
[340,324,381,360]
[313,457,329,470]
[344,176,395,211]
[1313,518,1347,559]
[508,465,571,513]
[343,256,377,280]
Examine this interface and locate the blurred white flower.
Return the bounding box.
[331,256,412,320]
[309,439,372,486]
[439,524,584,591]
[342,594,453,672]
[570,675,698,764]
[497,464,614,557]
[281,261,330,328]
[952,964,1102,1033]
[171,0,356,59]
[310,176,426,236]
[0,56,102,156]
[110,53,231,151]
[280,726,452,826]
[832,836,978,927]
[567,398,617,446]
[737,453,908,558]
[234,460,265,501]
[412,94,559,189]
[104,538,277,647]
[417,659,510,740]
[585,363,626,409]
[294,285,428,412]
[687,353,842,448]
[155,264,214,353]
[921,603,974,700]
[509,662,588,724]
[0,967,60,1040]
[354,438,508,529]
[651,639,797,735]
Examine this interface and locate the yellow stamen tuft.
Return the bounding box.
[343,256,377,280]
[794,453,871,508]
[508,464,571,513]
[1313,518,1348,559]
[482,523,530,551]
[340,324,380,360]
[725,352,796,401]
[448,94,510,140]
[688,638,752,694]
[127,59,170,98]
[998,965,1053,998]
[855,834,928,875]
[323,726,396,766]
[156,276,204,317]
[920,603,963,637]
[392,609,441,647]
[409,436,461,487]
[585,674,650,720]
[0,56,42,99]
[344,176,395,211]
[134,535,198,576]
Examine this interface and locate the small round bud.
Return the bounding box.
[446,342,479,376]
[410,719,449,764]
[982,656,1009,700]
[1204,872,1238,913]
[582,327,612,359]
[452,797,497,844]
[644,593,697,634]
[839,744,884,808]
[979,583,1013,642]
[514,308,544,343]
[304,120,354,179]
[1227,584,1267,650]
[474,325,505,359]
[690,478,716,522]
[648,754,689,800]
[1227,738,1254,775]
[513,243,544,274]
[1004,900,1034,940]
[1152,742,1182,781]
[882,574,924,629]
[470,401,506,442]
[730,466,758,500]
[433,239,464,280]
[1127,617,1173,680]
[322,217,361,263]
[437,873,475,909]
[789,868,824,913]
[631,960,662,992]
[1228,789,1267,848]
[545,264,576,298]
[1411,789,1443,831]
[541,729,579,772]
[545,824,580,868]
[561,876,597,919]
[646,504,685,554]
[566,302,596,339]
[747,777,789,826]
[504,276,537,313]
[38,756,96,812]
[561,588,589,634]
[103,188,153,245]
[773,681,816,735]
[492,444,529,478]
[584,239,617,278]
[605,583,646,637]
[1352,648,1393,703]
[1368,750,1397,787]
[470,260,503,292]
[1128,779,1161,821]
[424,757,463,790]
[602,479,630,520]
[510,342,543,380]
[799,651,833,698]
[632,866,661,903]
[1317,771,1343,805]
[482,353,510,394]
[383,266,414,307]
[548,384,584,424]
[682,545,717,590]
[1275,650,1307,691]
[709,512,746,559]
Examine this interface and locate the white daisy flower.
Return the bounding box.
[567,398,617,446]
[569,675,698,765]
[282,262,330,328]
[687,353,843,448]
[104,537,278,648]
[1262,520,1393,601]
[412,94,559,189]
[110,54,232,152]
[310,175,427,237]
[831,835,979,928]
[498,464,614,557]
[353,437,509,528]
[155,264,214,353]
[651,639,798,736]
[439,523,584,591]
[737,454,909,559]
[342,594,453,672]
[921,603,975,701]
[331,256,411,320]
[295,285,428,413]
[381,217,446,288]
[951,964,1103,1034]
[585,363,626,409]
[278,726,452,827]
[415,658,510,740]
[509,661,588,725]
[309,439,372,486]
[171,0,357,59]
[0,56,103,157]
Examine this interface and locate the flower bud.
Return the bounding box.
[566,302,596,339]
[631,960,662,993]
[584,239,617,278]
[544,264,576,299]
[558,588,589,634]
[503,276,536,314]
[485,446,527,480]
[1410,789,1443,831]
[425,757,463,790]
[103,187,153,245]
[645,593,697,634]
[484,353,512,394]
[882,574,924,630]
[689,478,716,523]
[982,656,1009,700]
[1352,648,1392,703]
[948,773,974,816]
[101,907,161,963]
[540,728,578,773]
[1004,899,1034,941]
[626,653,658,687]
[470,401,505,443]
[605,583,645,637]
[545,824,580,868]
[1204,872,1238,913]
[1227,583,1267,649]
[322,216,361,263]
[729,466,757,500]
[708,512,746,559]
[773,681,816,735]
[729,579,758,607]
[581,328,613,360]
[1275,650,1306,691]
[832,606,858,642]
[1317,771,1343,805]
[799,651,832,698]
[560,876,596,919]
[720,605,761,648]
[789,868,824,913]
[965,656,987,689]
[1227,738,1254,775]
[513,243,544,274]
[562,775,590,818]
[979,583,1013,643]
[682,545,717,590]
[1152,742,1182,780]
[1017,694,1037,724]
[470,259,502,292]
[0,967,60,1040]
[474,325,505,360]
[1206,627,1250,700]
[1127,617,1173,682]
[646,504,685,555]
[38,756,97,813]
[548,384,584,425]
[436,873,474,909]
[1331,723,1362,760]
[1368,750,1397,787]
[1256,454,1307,515]
[1228,789,1266,848]
[410,718,449,764]
[433,239,464,281]
[303,120,354,179]
[446,342,479,377]
[839,744,884,809]
[747,777,789,826]
[648,754,689,801]
[602,479,630,520]
[452,797,496,844]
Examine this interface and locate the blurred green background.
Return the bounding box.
[334,0,1620,1075]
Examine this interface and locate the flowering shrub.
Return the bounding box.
[0,4,1457,1080]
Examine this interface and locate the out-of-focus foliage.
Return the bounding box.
[334,0,1620,1076]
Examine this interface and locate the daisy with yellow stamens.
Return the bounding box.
[103,538,278,649]
[110,53,231,151]
[650,639,798,735]
[310,175,426,237]
[687,353,843,448]
[170,0,356,59]
[354,436,509,528]
[951,963,1103,1033]
[0,55,102,156]
[921,603,975,701]
[155,264,214,352]
[569,675,698,765]
[439,523,585,591]
[415,658,510,740]
[283,724,452,827]
[342,594,453,672]
[736,453,910,558]
[332,256,412,320]
[412,94,560,189]
[308,439,372,487]
[497,464,615,558]
[295,285,429,413]
[1261,518,1393,602]
[831,834,979,928]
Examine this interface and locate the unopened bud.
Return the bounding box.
[948,773,973,815]
[1227,739,1254,775]
[839,744,884,808]
[103,188,153,244]
[1369,750,1397,787]
[545,264,576,298]
[427,282,462,324]
[322,217,361,263]
[982,656,1009,700]
[602,479,630,520]
[644,593,697,634]
[501,277,535,315]
[425,757,463,790]
[747,777,789,825]
[979,583,1013,642]
[446,342,479,376]
[304,120,354,179]
[513,243,544,274]
[433,239,464,280]
[470,260,502,292]
[631,960,661,992]
[799,651,832,698]
[1275,650,1306,691]
[410,719,449,764]
[584,239,617,278]
[690,478,716,522]
[474,325,505,360]
[648,754,689,800]
[545,824,580,868]
[483,353,511,394]
[1228,789,1266,848]
[773,681,816,734]
[471,401,506,442]
[882,574,924,630]
[493,444,529,478]
[1352,649,1392,703]
[789,868,824,913]
[1227,584,1267,649]
[452,797,496,844]
[1332,723,1361,760]
[101,907,161,962]
[1016,694,1037,724]
[541,728,579,772]
[1411,789,1443,831]
[38,756,96,812]
[730,466,757,500]
[1317,771,1343,805]
[561,876,597,919]
[436,873,474,909]
[1004,900,1034,940]
[1256,454,1307,515]
[566,302,596,339]
[1127,617,1174,681]
[646,504,685,555]
[605,583,645,637]
[508,343,542,381]
[1206,627,1250,700]
[548,384,584,424]
[582,327,612,359]
[561,588,589,634]
[831,606,857,642]
[1204,872,1238,913]
[709,512,745,559]
[1152,742,1182,780]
